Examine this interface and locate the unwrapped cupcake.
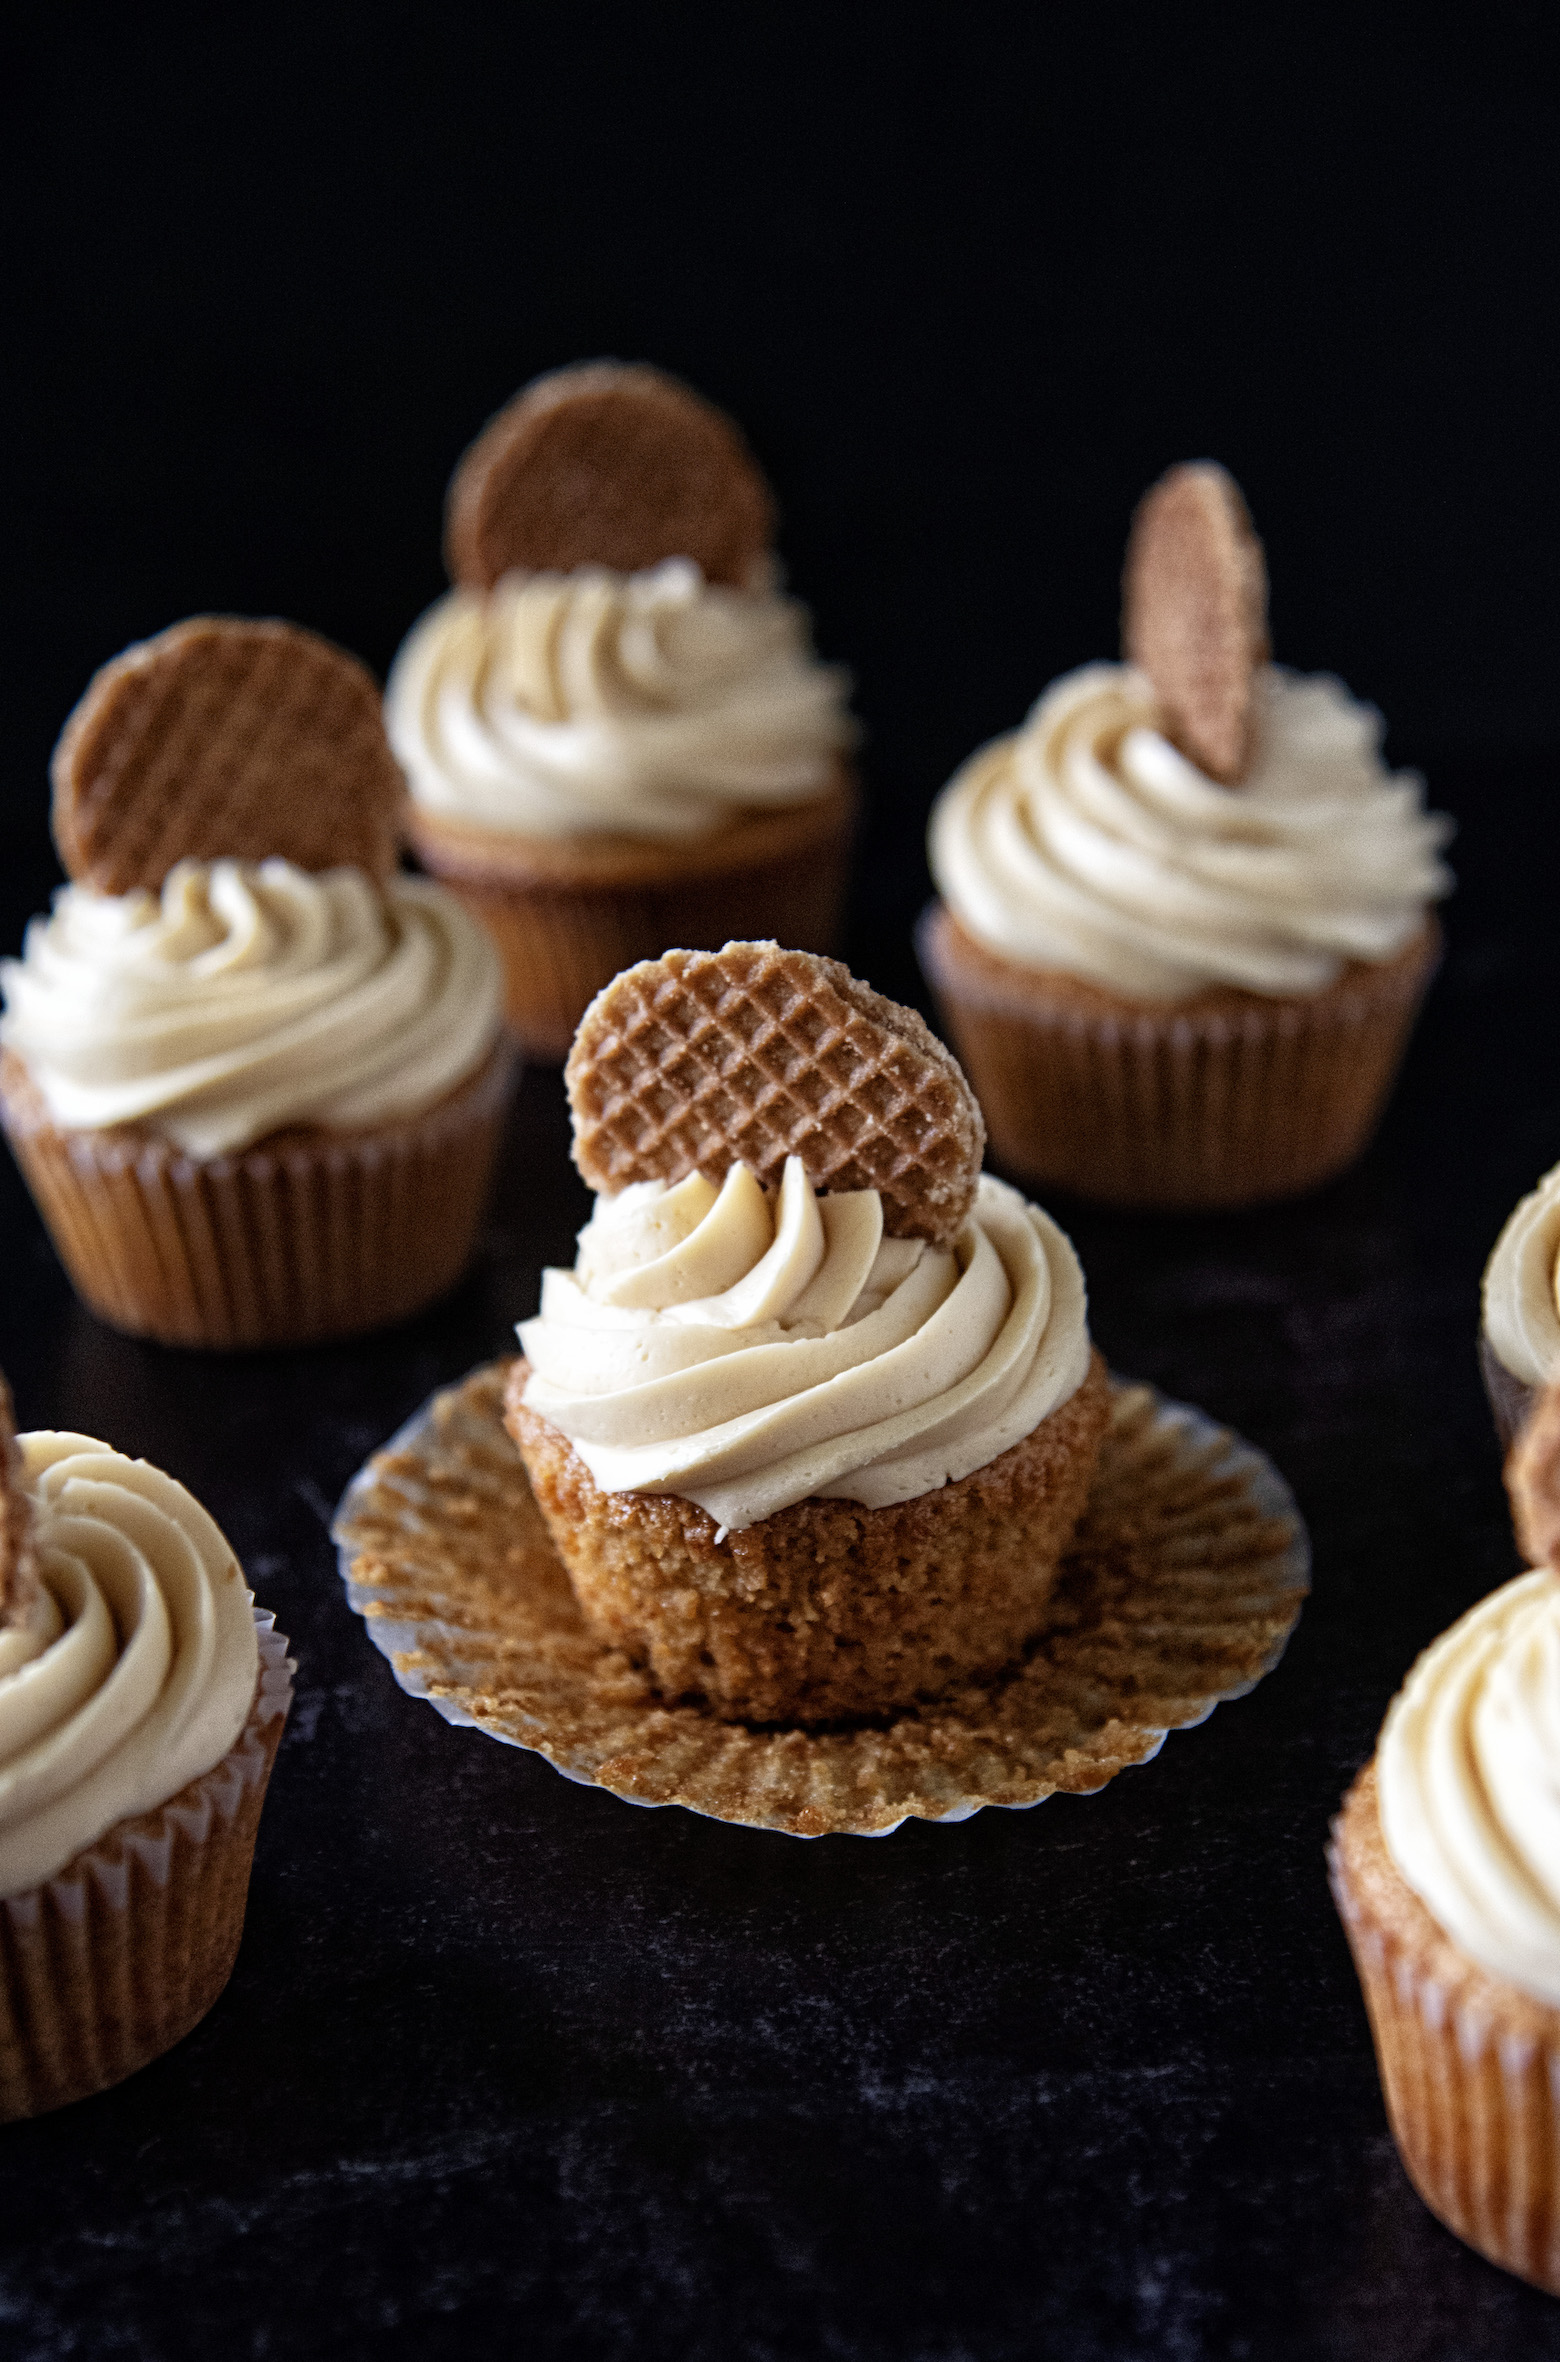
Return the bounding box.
[1330,1387,1560,2293]
[386,363,859,1061]
[0,617,513,1347]
[503,939,1110,1723]
[1480,1158,1560,1447]
[919,464,1452,1208]
[0,1372,292,2118]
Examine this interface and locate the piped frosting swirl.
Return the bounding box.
[929,662,1451,1001]
[0,1435,259,1896]
[385,558,856,842]
[519,1160,1091,1530]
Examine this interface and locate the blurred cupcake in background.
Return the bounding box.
[1329,1384,1560,2293]
[0,1374,292,2118]
[387,362,858,1061]
[0,617,512,1347]
[919,462,1451,1209]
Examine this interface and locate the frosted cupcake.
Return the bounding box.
[0,617,512,1347]
[919,464,1452,1208]
[1330,1387,1560,2292]
[386,363,858,1060]
[0,1374,292,2118]
[503,941,1110,1723]
[1480,1159,1560,1447]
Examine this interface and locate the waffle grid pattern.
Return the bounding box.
[566,943,984,1243]
[52,618,405,895]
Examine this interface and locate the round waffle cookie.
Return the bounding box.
[443,361,777,593]
[0,1375,36,1626]
[51,617,405,895]
[333,1362,1308,1840]
[565,941,986,1246]
[1122,461,1270,786]
[1505,1381,1560,1571]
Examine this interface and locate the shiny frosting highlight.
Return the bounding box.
[1379,1569,1560,2008]
[519,1159,1091,1530]
[1482,1159,1560,1389]
[1,857,503,1156]
[0,1435,258,1895]
[385,558,856,842]
[929,663,1451,1001]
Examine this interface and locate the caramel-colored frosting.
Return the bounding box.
[928,663,1451,1000]
[1379,1569,1560,2007]
[385,559,856,842]
[1482,1160,1560,1388]
[0,1436,258,1896]
[0,857,503,1156]
[519,1160,1091,1530]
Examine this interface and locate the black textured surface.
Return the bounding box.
[1,757,1557,2358]
[5,9,1560,2353]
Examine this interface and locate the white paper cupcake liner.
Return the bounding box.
[333,1365,1308,1839]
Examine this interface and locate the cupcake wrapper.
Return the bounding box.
[1330,1776,1560,2294]
[0,1039,517,1348]
[410,794,856,1063]
[0,1613,293,2122]
[917,905,1440,1211]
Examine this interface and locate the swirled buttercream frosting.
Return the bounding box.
[929,663,1452,1000]
[385,558,856,842]
[0,1435,258,1895]
[1379,1569,1560,2007]
[0,857,503,1156]
[1482,1161,1560,1389]
[518,1160,1091,1530]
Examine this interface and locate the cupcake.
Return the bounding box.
[1330,1388,1560,2291]
[0,616,514,1348]
[385,363,859,1061]
[0,1372,293,2118]
[1480,1159,1560,1447]
[503,939,1110,1724]
[919,463,1452,1209]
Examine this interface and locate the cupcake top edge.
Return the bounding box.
[0,1431,261,1895]
[1377,1564,1560,2010]
[1482,1157,1560,1390]
[50,615,408,897]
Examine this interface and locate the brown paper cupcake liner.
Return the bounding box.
[917,905,1441,1210]
[407,781,857,1062]
[1329,1762,1560,2294]
[333,1363,1308,1839]
[0,1612,293,2121]
[0,1038,517,1349]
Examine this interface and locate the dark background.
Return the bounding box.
[4,8,1560,2357]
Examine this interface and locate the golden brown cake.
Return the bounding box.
[386,363,859,1060]
[921,463,1451,1210]
[1,616,514,1347]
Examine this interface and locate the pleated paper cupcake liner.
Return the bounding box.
[0,1039,517,1349]
[407,787,856,1063]
[1330,1761,1560,2294]
[333,1362,1308,1839]
[917,904,1441,1211]
[0,1612,293,2122]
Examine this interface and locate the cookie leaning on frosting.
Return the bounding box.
[1329,1386,1560,2293]
[0,1366,292,2118]
[0,618,513,1347]
[386,363,859,1062]
[919,462,1452,1209]
[504,941,1110,1723]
